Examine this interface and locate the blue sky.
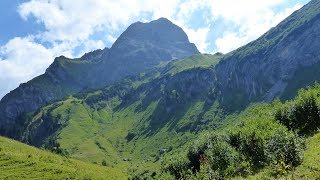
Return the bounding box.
[0,0,311,98]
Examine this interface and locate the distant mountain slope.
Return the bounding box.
[215,0,320,111]
[0,136,126,179]
[0,18,199,138]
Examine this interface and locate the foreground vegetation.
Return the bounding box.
[0,136,126,179]
[160,84,320,179]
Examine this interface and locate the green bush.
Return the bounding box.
[185,164,220,180]
[101,159,107,166]
[276,84,320,135]
[204,140,241,176]
[187,133,215,172]
[229,131,266,169]
[266,130,304,168]
[186,133,246,177]
[163,122,305,178]
[161,153,191,179]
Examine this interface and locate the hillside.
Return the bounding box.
[0,136,126,179]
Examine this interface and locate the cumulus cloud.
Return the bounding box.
[184,27,210,52]
[107,35,117,44]
[20,0,138,42]
[0,37,54,98]
[212,1,303,53]
[0,0,308,98]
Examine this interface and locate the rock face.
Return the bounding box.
[0,18,199,137]
[111,18,198,62]
[214,0,320,111]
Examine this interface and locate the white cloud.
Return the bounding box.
[215,32,249,54]
[76,40,105,57]
[209,0,286,22]
[0,37,54,98]
[173,0,212,52]
[184,27,210,52]
[107,35,117,44]
[212,1,303,53]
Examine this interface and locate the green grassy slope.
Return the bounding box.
[292,132,320,179]
[0,136,126,179]
[163,53,223,75]
[20,54,223,177]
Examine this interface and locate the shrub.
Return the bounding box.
[187,133,244,177]
[101,159,107,166]
[276,84,320,135]
[187,133,214,172]
[163,122,305,178]
[265,129,305,172]
[229,131,266,169]
[185,164,220,180]
[162,153,190,179]
[204,140,241,176]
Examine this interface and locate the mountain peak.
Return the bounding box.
[110,17,199,61]
[130,17,173,27]
[150,17,172,24]
[119,17,191,44]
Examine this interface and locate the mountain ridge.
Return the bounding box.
[0,18,199,138]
